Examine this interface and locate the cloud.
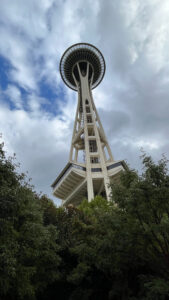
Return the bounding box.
[0,0,169,205]
[0,99,73,205]
[4,85,22,109]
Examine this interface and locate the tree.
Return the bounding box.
[111,154,169,299]
[62,155,169,299]
[1,138,169,299]
[0,143,61,300]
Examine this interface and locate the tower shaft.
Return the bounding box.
[69,62,112,201]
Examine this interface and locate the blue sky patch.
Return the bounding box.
[0,55,12,89]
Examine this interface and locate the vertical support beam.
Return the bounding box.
[69,84,80,161]
[78,63,94,201]
[91,104,112,200]
[74,148,78,162]
[90,91,114,162]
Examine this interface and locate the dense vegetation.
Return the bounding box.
[1,141,169,299]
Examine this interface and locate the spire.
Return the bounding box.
[51,43,126,206]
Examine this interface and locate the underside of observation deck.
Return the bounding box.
[60,43,105,90]
[51,160,126,206]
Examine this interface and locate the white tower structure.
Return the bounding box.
[52,43,126,206]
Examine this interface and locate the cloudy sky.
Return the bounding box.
[0,0,169,205]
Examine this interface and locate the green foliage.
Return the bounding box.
[0,143,60,300]
[79,195,111,216]
[59,154,169,299]
[1,139,169,299]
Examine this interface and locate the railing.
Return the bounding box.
[107,162,122,170]
[91,168,102,172]
[72,164,86,171]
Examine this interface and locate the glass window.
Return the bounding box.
[89,140,97,152]
[90,157,99,163]
[87,116,92,123]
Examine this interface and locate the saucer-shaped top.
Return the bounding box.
[60,43,105,91]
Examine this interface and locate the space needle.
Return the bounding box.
[51,43,125,206]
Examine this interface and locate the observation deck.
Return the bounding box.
[60,43,105,91]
